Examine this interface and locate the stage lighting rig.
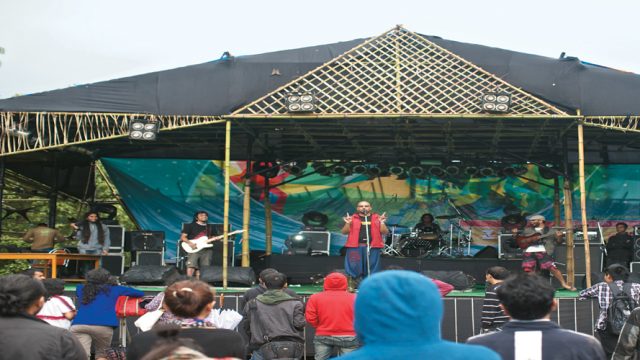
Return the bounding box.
[129,118,160,141]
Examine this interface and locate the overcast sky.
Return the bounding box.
[0,0,638,99]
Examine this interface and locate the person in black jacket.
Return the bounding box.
[0,274,86,360]
[612,306,640,359]
[606,222,634,268]
[467,273,606,360]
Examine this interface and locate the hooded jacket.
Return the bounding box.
[305,272,356,336]
[243,289,305,348]
[338,271,500,360]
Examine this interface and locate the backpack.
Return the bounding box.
[607,282,637,335]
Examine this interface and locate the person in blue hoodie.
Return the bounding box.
[339,270,500,360]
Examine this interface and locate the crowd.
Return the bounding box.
[5,263,640,360]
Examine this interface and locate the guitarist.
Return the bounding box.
[511,215,576,291]
[180,211,219,278]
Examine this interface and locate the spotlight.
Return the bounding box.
[501,166,517,177]
[332,164,351,176]
[283,161,305,175]
[429,166,445,177]
[129,119,160,141]
[538,165,557,180]
[312,162,331,176]
[479,167,496,177]
[481,92,511,113]
[285,92,317,113]
[368,164,388,177]
[389,165,405,176]
[513,165,528,176]
[408,166,425,177]
[464,166,478,177]
[254,161,280,178]
[445,165,460,176]
[352,164,368,174]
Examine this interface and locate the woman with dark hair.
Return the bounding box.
[37,278,76,329]
[0,274,86,359]
[71,211,111,255]
[127,280,246,360]
[70,268,144,360]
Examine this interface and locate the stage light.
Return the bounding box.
[352,164,368,174]
[389,165,405,176]
[129,119,160,141]
[408,166,425,177]
[429,166,445,177]
[445,165,460,176]
[312,162,331,176]
[538,165,557,180]
[332,164,351,176]
[501,166,517,177]
[254,161,280,178]
[479,167,496,177]
[285,233,311,255]
[283,161,305,175]
[368,164,388,177]
[513,165,528,176]
[481,92,511,113]
[285,92,317,113]
[464,166,478,177]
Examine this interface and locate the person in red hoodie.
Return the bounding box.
[305,272,359,359]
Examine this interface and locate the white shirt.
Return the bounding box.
[36,295,75,329]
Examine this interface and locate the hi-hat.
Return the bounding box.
[435,214,460,219]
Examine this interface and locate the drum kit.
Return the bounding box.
[383,214,472,258]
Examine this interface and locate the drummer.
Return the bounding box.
[414,213,441,234]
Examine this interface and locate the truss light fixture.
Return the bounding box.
[464,166,478,177]
[283,161,305,175]
[352,164,368,174]
[129,118,160,141]
[479,167,496,177]
[285,91,317,113]
[332,164,351,176]
[481,92,511,113]
[389,165,405,176]
[408,166,425,177]
[445,165,460,176]
[429,166,445,177]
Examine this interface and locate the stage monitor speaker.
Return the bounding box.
[474,246,498,258]
[127,231,165,252]
[199,266,256,286]
[422,270,476,290]
[554,243,603,274]
[498,234,522,259]
[107,225,125,249]
[102,254,125,276]
[121,265,180,285]
[135,251,164,266]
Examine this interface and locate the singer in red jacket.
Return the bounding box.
[305,272,359,359]
[341,201,388,281]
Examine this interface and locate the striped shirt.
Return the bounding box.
[481,283,509,331]
[579,280,640,330]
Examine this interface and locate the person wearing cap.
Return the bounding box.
[511,215,576,291]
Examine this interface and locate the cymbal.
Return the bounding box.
[386,224,409,228]
[435,214,460,219]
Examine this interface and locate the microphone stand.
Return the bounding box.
[364,213,371,277]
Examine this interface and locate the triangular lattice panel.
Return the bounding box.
[233,27,567,117]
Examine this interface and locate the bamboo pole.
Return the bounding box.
[242,177,251,267]
[222,121,231,289]
[577,117,592,287]
[264,177,272,256]
[563,179,575,286]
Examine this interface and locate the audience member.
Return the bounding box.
[579,264,640,358]
[244,272,305,360]
[22,267,46,280]
[481,266,510,333]
[242,268,299,304]
[612,306,640,359]
[128,279,246,360]
[339,270,499,360]
[143,275,191,326]
[70,268,144,360]
[305,272,358,359]
[0,274,86,359]
[606,222,634,268]
[468,273,606,359]
[37,278,76,329]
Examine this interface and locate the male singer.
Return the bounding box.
[341,201,388,287]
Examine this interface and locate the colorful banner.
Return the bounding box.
[101,159,640,260]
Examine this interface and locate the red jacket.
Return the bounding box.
[344,213,384,248]
[305,273,356,336]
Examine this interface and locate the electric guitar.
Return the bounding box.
[181,230,245,254]
[515,229,563,250]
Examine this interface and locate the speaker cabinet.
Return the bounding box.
[126,231,165,252]
[498,234,522,259]
[121,265,180,285]
[102,254,125,276]
[199,266,256,286]
[135,251,164,266]
[553,243,604,274]
[107,225,125,250]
